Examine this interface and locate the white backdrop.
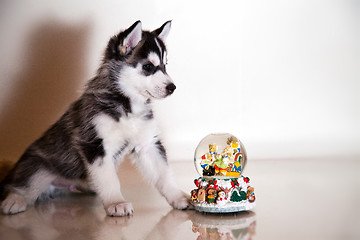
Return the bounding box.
[0,0,359,162]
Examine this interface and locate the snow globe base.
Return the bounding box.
[193,203,256,214]
[190,176,255,213]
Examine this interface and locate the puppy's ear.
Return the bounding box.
[105,21,142,60]
[120,20,142,55]
[153,21,171,42]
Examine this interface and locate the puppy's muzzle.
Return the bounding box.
[166,83,176,95]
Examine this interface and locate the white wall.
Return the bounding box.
[0,0,359,162]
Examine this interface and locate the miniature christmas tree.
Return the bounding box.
[230,190,242,202]
[240,191,247,200]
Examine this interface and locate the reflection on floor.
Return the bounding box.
[0,191,256,240]
[191,211,256,239]
[1,158,359,239]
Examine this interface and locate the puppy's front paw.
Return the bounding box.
[105,202,133,217]
[1,193,27,215]
[169,192,192,210]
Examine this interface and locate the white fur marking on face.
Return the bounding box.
[163,50,167,64]
[118,63,173,101]
[154,38,163,60]
[148,52,160,67]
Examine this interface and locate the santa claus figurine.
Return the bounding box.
[216,191,228,206]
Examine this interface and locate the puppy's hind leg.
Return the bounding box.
[1,169,56,215]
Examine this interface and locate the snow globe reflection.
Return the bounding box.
[191,211,256,240]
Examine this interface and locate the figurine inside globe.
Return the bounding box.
[191,133,256,213]
[194,133,247,178]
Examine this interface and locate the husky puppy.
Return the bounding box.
[0,21,190,216]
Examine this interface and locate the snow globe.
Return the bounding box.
[190,133,256,213]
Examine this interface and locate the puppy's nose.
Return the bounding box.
[166,83,176,95]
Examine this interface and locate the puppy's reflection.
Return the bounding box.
[1,192,131,240]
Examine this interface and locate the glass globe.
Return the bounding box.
[194,133,247,178]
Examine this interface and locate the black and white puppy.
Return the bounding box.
[0,21,190,216]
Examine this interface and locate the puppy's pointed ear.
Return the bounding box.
[153,21,171,42]
[120,20,142,55]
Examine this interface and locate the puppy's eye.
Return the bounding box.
[143,63,154,72]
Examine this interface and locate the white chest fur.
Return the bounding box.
[93,111,160,157]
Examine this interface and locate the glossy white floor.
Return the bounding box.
[0,157,359,240]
